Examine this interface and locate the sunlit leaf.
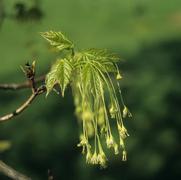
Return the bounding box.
[75,48,120,72]
[41,31,74,52]
[46,58,73,96]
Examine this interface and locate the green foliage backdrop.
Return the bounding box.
[0,0,181,179]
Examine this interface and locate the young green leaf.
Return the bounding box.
[84,49,119,62]
[75,49,120,73]
[45,58,73,96]
[40,31,74,52]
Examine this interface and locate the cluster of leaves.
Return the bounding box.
[41,31,131,168]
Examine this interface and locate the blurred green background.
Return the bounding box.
[0,0,181,179]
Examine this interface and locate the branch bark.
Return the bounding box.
[0,75,45,90]
[0,160,31,180]
[0,85,46,122]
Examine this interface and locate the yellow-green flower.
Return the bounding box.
[122,150,127,161]
[123,105,132,118]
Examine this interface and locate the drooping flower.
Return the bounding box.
[123,105,132,118]
[122,150,127,161]
[73,51,131,167]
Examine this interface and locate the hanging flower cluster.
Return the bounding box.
[41,31,132,168]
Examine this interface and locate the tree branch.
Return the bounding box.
[0,85,46,122]
[0,75,45,90]
[0,61,46,122]
[0,160,31,180]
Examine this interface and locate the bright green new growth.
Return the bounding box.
[41,31,74,51]
[45,58,73,96]
[41,31,132,168]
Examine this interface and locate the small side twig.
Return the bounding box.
[0,75,45,90]
[0,160,31,180]
[0,61,46,122]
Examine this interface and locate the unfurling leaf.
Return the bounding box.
[45,58,73,96]
[40,31,74,52]
[84,49,119,62]
[75,48,120,73]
